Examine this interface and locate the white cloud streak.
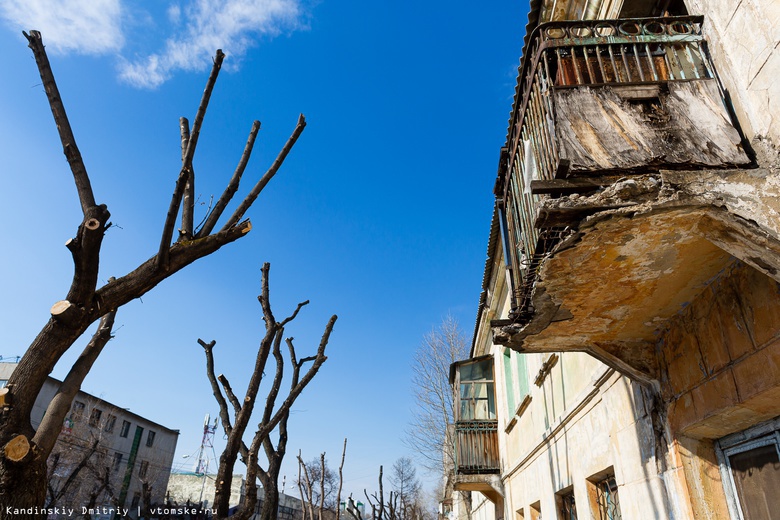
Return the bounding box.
[119,0,303,89]
[0,0,124,55]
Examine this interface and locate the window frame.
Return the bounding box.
[452,355,497,422]
[88,408,103,427]
[557,486,578,520]
[112,452,123,472]
[72,401,86,421]
[716,417,780,520]
[104,414,117,433]
[587,468,621,520]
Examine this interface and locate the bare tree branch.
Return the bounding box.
[198,339,234,440]
[47,436,100,505]
[336,439,347,520]
[222,114,307,231]
[158,50,225,269]
[405,315,468,474]
[33,307,117,456]
[218,374,242,415]
[180,117,195,241]
[23,30,96,214]
[197,120,261,237]
[318,453,326,520]
[299,455,316,520]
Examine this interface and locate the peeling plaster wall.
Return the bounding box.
[684,0,780,144]
[503,372,686,519]
[661,262,780,438]
[659,262,780,519]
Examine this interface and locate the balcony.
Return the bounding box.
[449,357,503,502]
[491,16,762,384]
[455,421,499,474]
[497,16,751,323]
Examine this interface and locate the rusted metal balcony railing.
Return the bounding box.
[497,15,747,321]
[455,421,499,474]
[507,16,713,187]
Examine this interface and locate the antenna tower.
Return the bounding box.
[195,413,218,475]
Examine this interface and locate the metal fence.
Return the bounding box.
[454,421,500,474]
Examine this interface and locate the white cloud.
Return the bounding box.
[0,0,124,55]
[118,0,303,89]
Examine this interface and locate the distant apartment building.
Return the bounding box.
[0,362,178,518]
[449,0,780,519]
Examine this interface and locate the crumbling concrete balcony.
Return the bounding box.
[491,15,778,385]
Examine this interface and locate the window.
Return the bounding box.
[503,348,530,416]
[139,460,149,479]
[112,452,123,472]
[717,419,780,520]
[456,357,496,421]
[146,430,156,447]
[120,420,131,438]
[89,408,102,427]
[72,401,85,420]
[593,476,621,520]
[529,501,541,520]
[558,488,578,520]
[131,493,141,510]
[104,414,116,433]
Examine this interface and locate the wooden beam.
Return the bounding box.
[535,204,636,228]
[530,177,608,194]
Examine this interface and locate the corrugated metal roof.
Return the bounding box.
[471,204,501,355]
[470,0,543,356]
[504,0,544,148]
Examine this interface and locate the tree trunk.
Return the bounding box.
[259,478,279,520]
[0,452,48,520]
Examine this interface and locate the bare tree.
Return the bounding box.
[200,263,337,520]
[405,315,469,474]
[363,466,395,520]
[1,31,307,514]
[363,459,430,520]
[297,454,338,515]
[335,439,347,520]
[388,458,422,520]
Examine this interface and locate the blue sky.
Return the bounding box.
[0,0,527,499]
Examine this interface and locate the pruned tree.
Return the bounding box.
[1,30,307,515]
[199,263,337,520]
[363,458,428,520]
[336,438,347,520]
[405,315,469,475]
[297,439,347,520]
[363,465,395,520]
[297,453,338,517]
